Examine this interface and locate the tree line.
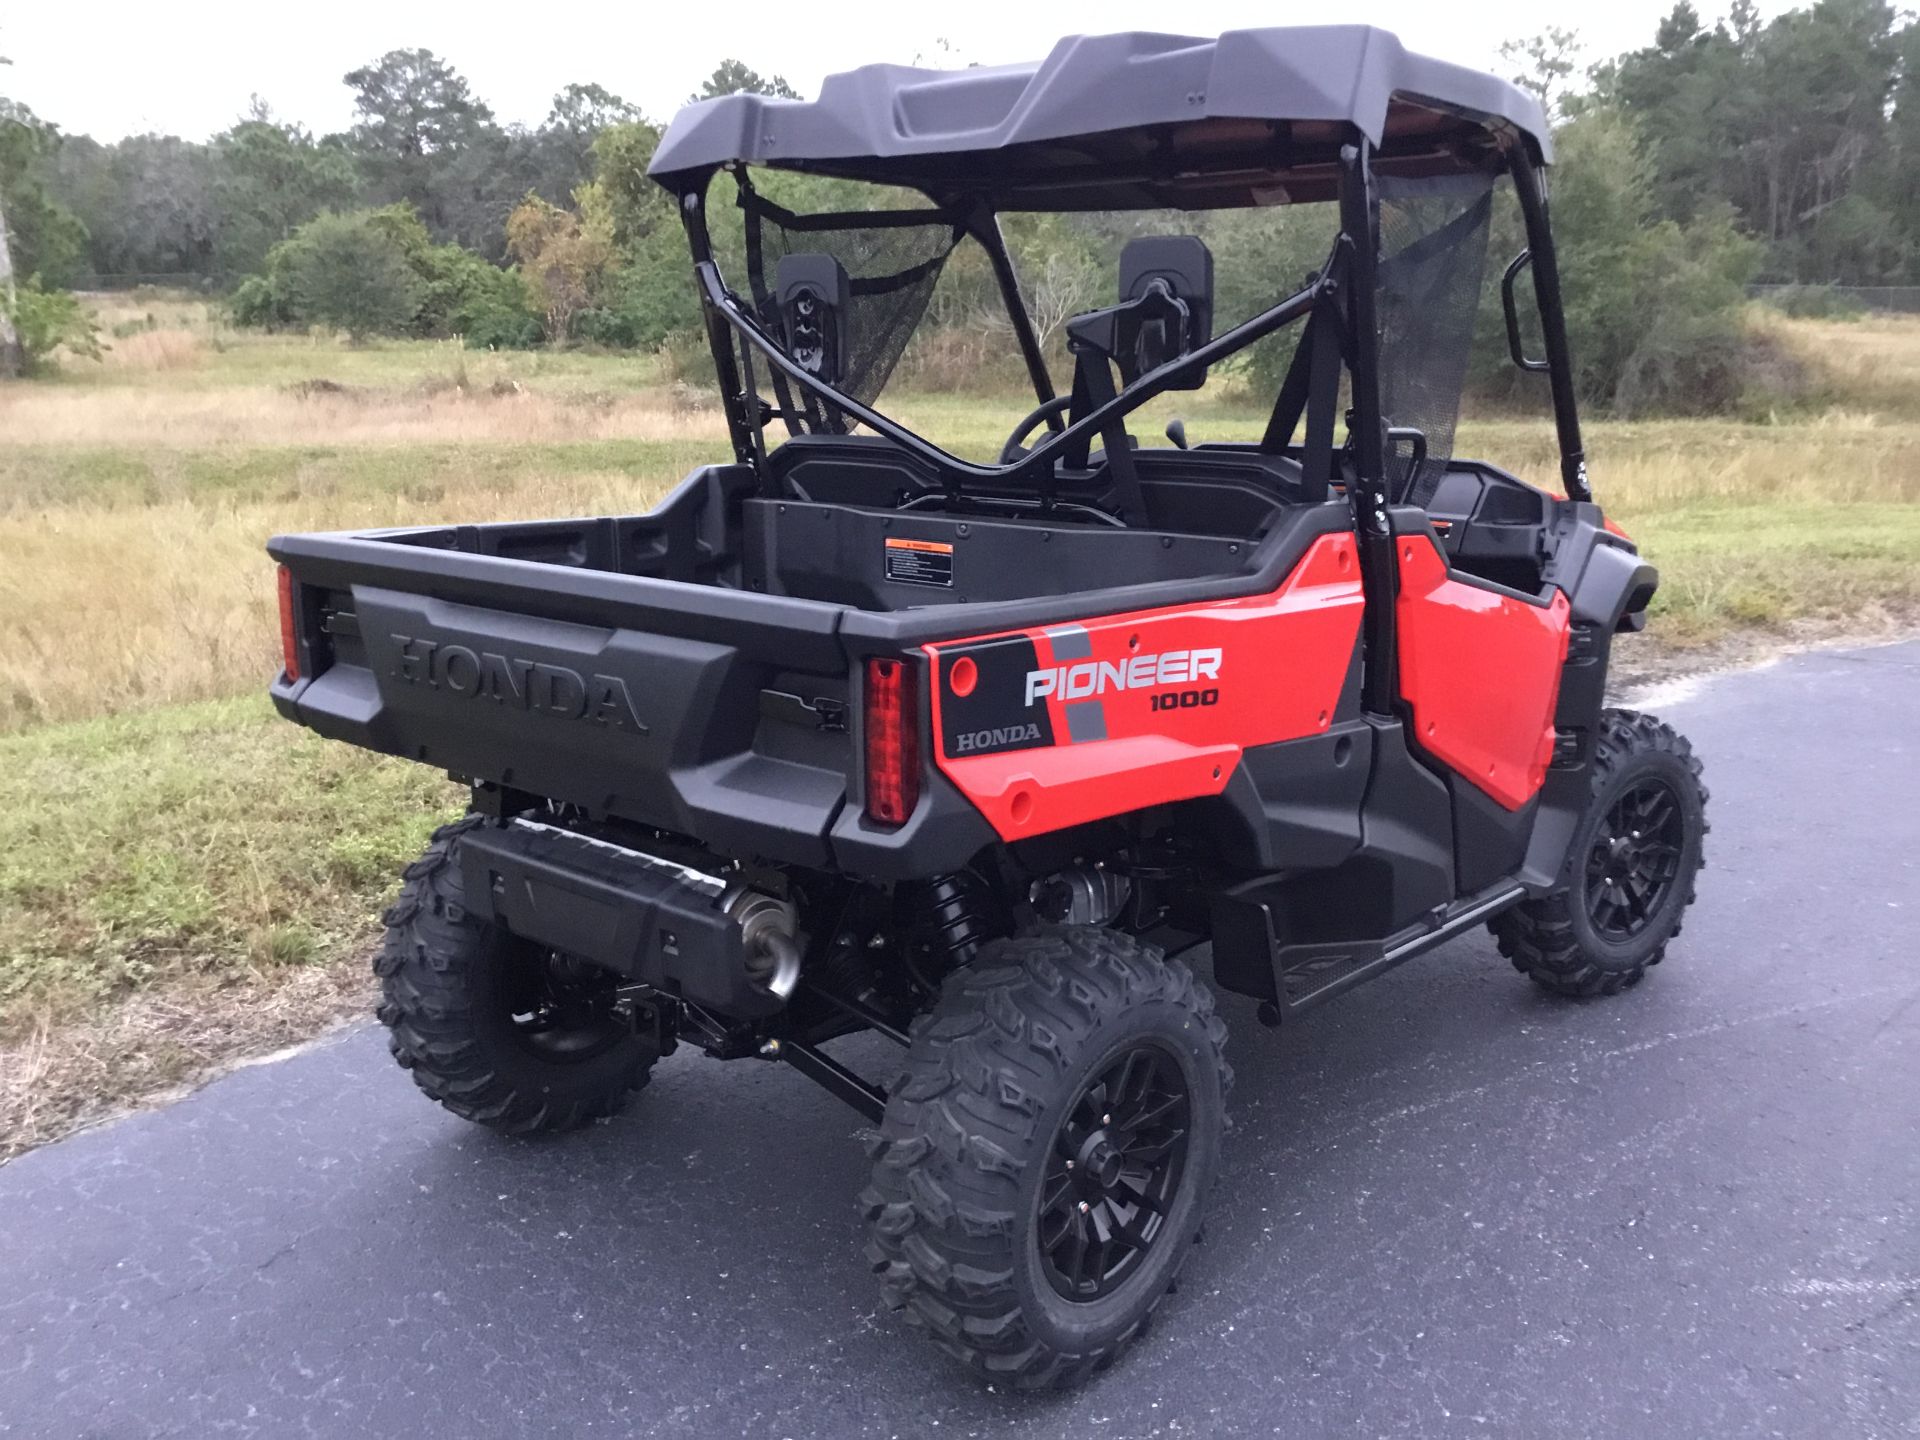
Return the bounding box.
[3,4,1918,410]
[0,50,802,285]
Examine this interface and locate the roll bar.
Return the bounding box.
[682,171,1333,503]
[676,136,1591,511]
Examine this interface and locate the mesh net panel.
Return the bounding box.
[738,181,960,422]
[1375,173,1495,505]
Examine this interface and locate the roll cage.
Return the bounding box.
[659,139,1588,513]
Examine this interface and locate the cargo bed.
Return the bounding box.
[270,449,1350,877]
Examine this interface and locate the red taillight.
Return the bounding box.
[864,657,920,826]
[277,565,302,682]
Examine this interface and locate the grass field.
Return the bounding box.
[2,292,1917,1156]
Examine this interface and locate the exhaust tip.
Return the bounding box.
[726,886,802,1000]
[749,929,803,1000]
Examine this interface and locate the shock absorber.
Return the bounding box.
[895,870,1004,988]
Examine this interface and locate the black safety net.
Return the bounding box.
[1375,173,1495,505]
[735,175,961,430]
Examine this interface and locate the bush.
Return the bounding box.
[230,205,541,347]
[1467,106,1762,417]
[225,273,286,329]
[506,188,617,344]
[274,211,423,340]
[5,281,102,375]
[658,325,719,386]
[1614,310,1749,416]
[573,249,702,351]
[1610,207,1762,416]
[1732,314,1821,415]
[451,274,544,350]
[412,243,542,349]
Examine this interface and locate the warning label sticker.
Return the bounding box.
[884,536,954,588]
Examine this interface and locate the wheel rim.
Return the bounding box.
[1036,1041,1192,1302]
[502,947,631,1065]
[1584,777,1687,942]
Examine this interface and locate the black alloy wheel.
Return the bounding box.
[1037,1042,1193,1301]
[862,926,1231,1389]
[1493,709,1708,997]
[1584,777,1688,941]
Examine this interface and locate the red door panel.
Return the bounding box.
[926,532,1364,841]
[1394,535,1569,811]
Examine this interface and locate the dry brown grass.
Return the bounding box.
[0,382,728,453]
[0,958,370,1161]
[1761,310,1920,421]
[80,290,219,336]
[1460,414,1920,515]
[3,398,1917,735]
[99,327,207,373]
[0,469,681,729]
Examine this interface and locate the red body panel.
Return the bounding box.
[926,533,1364,841]
[1394,536,1570,810]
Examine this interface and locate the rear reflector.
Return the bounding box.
[864,657,920,826]
[277,565,301,682]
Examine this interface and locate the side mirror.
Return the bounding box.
[1501,250,1549,374]
[1117,236,1213,389]
[775,253,851,387]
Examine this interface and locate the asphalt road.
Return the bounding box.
[4,641,1917,1440]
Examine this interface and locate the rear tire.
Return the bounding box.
[374,816,659,1134]
[1494,709,1709,997]
[861,926,1230,1389]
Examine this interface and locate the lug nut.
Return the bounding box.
[1078,1201,1091,1214]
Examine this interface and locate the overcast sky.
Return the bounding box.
[5,0,1775,142]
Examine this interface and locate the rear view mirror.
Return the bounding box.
[1116,236,1214,389]
[775,253,851,387]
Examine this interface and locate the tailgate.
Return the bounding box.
[270,532,854,867]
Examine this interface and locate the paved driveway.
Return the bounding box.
[4,641,1916,1438]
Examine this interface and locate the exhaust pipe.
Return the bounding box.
[725,886,802,999]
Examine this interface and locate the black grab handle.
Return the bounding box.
[1501,250,1550,374]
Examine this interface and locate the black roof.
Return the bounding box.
[650,26,1551,209]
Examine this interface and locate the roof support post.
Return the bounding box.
[1336,140,1399,718]
[1509,149,1590,502]
[677,177,763,480]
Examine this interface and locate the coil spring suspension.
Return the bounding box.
[896,870,1005,989]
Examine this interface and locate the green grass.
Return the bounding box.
[0,696,457,1022]
[1628,502,1920,640]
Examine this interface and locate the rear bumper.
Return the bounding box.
[273,659,997,881]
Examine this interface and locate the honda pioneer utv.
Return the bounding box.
[268,27,1708,1388]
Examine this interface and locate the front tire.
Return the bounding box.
[1494,709,1709,996]
[374,816,659,1134]
[862,927,1231,1389]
